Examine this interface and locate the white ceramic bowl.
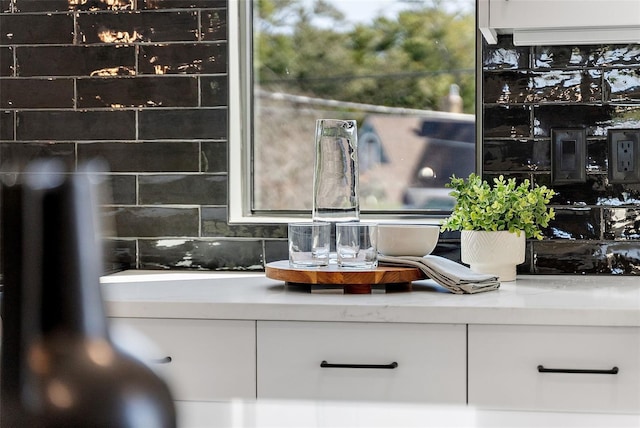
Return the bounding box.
[377,224,440,257]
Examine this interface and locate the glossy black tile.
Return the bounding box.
[604,207,640,240]
[201,9,226,41]
[105,206,199,237]
[0,47,12,76]
[1,0,11,12]
[16,110,135,140]
[201,75,227,106]
[0,13,74,45]
[77,11,198,44]
[264,240,288,263]
[139,108,226,139]
[201,207,287,238]
[483,105,531,138]
[0,111,12,140]
[0,78,73,108]
[482,35,530,70]
[138,239,264,270]
[483,139,550,172]
[138,43,226,74]
[587,139,607,173]
[604,68,640,102]
[201,141,227,172]
[13,0,134,12]
[77,76,198,108]
[16,45,136,77]
[108,174,137,205]
[103,239,136,272]
[138,174,226,205]
[543,207,601,240]
[547,174,607,205]
[0,142,75,170]
[532,241,609,274]
[78,141,200,172]
[596,45,640,67]
[533,45,601,69]
[139,0,226,8]
[483,71,529,104]
[533,105,614,137]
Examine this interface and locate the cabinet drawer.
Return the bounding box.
[468,324,640,413]
[110,318,256,402]
[257,321,466,403]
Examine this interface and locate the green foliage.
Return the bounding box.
[441,174,556,240]
[255,0,475,113]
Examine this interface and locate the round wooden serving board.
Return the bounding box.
[265,260,425,293]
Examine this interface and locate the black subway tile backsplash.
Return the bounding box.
[77,11,199,44]
[0,78,74,108]
[16,45,136,77]
[76,76,199,108]
[138,174,226,205]
[138,43,226,74]
[16,110,136,140]
[3,7,640,274]
[138,108,226,139]
[78,141,201,172]
[0,13,74,45]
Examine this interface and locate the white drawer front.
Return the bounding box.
[257,321,466,403]
[468,324,640,413]
[110,318,256,402]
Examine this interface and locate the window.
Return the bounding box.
[229,0,476,223]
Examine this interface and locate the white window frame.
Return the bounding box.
[228,0,479,224]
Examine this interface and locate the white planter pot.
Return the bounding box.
[460,230,526,282]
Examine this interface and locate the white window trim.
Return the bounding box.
[227,0,466,225]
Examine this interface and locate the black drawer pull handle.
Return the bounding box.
[320,360,398,369]
[150,356,173,364]
[537,365,618,375]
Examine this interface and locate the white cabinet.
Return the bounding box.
[109,317,256,402]
[468,324,640,413]
[256,321,466,404]
[479,0,640,45]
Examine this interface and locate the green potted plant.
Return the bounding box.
[441,173,555,281]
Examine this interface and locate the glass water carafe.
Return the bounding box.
[312,119,359,222]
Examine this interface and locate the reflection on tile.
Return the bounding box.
[483,139,550,172]
[16,46,136,77]
[533,241,610,274]
[587,139,607,173]
[139,43,226,74]
[105,206,199,237]
[533,45,600,69]
[548,175,608,205]
[543,207,601,240]
[201,9,227,41]
[483,105,531,138]
[604,68,640,102]
[77,11,198,44]
[597,45,640,67]
[77,76,198,108]
[484,71,529,104]
[78,141,200,172]
[482,36,529,70]
[138,239,264,270]
[201,75,228,106]
[139,174,226,205]
[139,0,226,9]
[103,239,136,272]
[604,208,640,240]
[17,0,135,12]
[201,207,287,238]
[533,105,614,137]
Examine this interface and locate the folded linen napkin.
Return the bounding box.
[378,255,500,294]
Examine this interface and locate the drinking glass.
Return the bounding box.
[336,222,378,269]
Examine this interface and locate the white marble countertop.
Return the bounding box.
[101,271,640,327]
